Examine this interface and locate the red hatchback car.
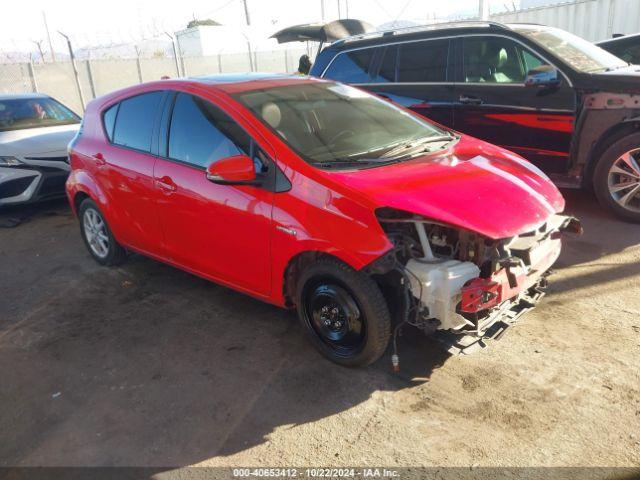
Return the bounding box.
[67,74,579,366]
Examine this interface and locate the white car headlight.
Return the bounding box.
[0,156,23,167]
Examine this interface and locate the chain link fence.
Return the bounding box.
[0,47,308,114]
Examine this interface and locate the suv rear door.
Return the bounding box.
[321,37,456,128]
[454,35,576,173]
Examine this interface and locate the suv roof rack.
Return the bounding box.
[340,20,510,44]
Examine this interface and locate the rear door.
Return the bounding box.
[368,38,455,128]
[153,92,274,296]
[321,38,456,128]
[100,91,165,255]
[453,35,576,173]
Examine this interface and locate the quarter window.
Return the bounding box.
[168,93,250,168]
[397,39,449,82]
[323,49,375,83]
[103,104,118,141]
[112,91,164,152]
[463,36,547,84]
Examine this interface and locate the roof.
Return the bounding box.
[597,32,640,45]
[333,20,512,47]
[0,93,49,101]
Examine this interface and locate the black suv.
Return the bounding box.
[311,22,640,221]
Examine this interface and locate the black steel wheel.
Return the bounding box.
[296,258,390,367]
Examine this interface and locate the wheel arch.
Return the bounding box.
[582,119,640,189]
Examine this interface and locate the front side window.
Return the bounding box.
[397,39,449,82]
[112,91,164,152]
[168,93,250,168]
[234,81,448,168]
[463,36,547,83]
[514,25,627,73]
[0,97,79,132]
[323,49,375,83]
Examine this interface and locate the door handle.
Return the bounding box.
[156,176,177,192]
[459,94,483,105]
[92,152,106,166]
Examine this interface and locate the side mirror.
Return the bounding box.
[524,65,560,87]
[206,155,260,185]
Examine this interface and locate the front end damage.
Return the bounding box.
[370,208,582,355]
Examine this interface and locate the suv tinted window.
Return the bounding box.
[397,39,449,82]
[112,91,164,152]
[324,49,375,83]
[372,45,398,83]
[168,93,250,168]
[463,36,546,83]
[103,104,118,141]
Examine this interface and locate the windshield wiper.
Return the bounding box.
[314,158,400,169]
[380,135,457,159]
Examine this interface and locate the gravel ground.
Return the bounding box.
[0,190,639,471]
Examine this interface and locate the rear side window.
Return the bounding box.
[323,49,375,83]
[397,39,449,82]
[112,91,164,152]
[168,93,250,168]
[103,104,118,141]
[372,45,398,83]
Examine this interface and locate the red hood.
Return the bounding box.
[324,137,565,239]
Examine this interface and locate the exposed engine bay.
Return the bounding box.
[370,208,582,354]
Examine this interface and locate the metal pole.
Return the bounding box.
[58,31,85,112]
[320,0,325,21]
[479,0,490,20]
[164,32,181,77]
[242,0,254,71]
[346,0,349,18]
[43,11,55,62]
[337,0,341,19]
[28,55,38,92]
[134,46,143,83]
[86,59,97,99]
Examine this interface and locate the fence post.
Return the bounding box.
[284,49,289,73]
[180,54,187,77]
[28,56,38,93]
[217,53,222,73]
[59,32,86,112]
[86,60,97,99]
[136,56,144,83]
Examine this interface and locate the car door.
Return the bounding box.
[153,92,273,296]
[100,91,166,255]
[320,39,456,129]
[454,35,576,173]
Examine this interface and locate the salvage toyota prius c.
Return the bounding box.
[66,74,581,367]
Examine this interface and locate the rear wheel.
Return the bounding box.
[594,132,640,222]
[78,198,126,266]
[295,258,391,367]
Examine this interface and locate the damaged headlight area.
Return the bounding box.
[370,207,582,355]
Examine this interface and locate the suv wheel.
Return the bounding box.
[594,132,640,222]
[295,258,391,367]
[79,198,127,266]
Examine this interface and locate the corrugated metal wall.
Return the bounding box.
[491,0,640,41]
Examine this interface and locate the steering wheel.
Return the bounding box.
[329,130,355,144]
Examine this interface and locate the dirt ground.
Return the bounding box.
[0,190,639,471]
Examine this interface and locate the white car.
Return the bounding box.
[0,93,80,206]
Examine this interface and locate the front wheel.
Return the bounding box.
[295,258,391,367]
[593,132,640,222]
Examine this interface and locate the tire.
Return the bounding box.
[78,198,127,266]
[593,132,640,222]
[295,258,391,367]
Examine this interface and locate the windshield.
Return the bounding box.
[0,97,80,132]
[233,82,447,168]
[513,25,628,73]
